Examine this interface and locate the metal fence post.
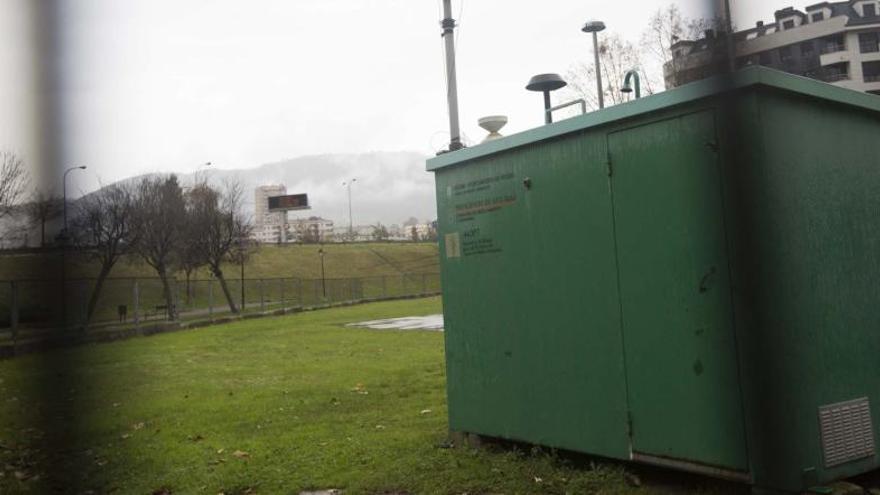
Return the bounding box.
[259,279,265,313]
[208,279,214,319]
[10,281,18,346]
[80,280,88,327]
[173,278,180,321]
[280,278,285,312]
[133,279,140,328]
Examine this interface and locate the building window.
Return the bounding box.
[759,51,773,65]
[820,34,846,54]
[860,32,880,53]
[801,41,815,56]
[811,12,825,22]
[822,62,850,82]
[863,61,880,82]
[865,3,877,17]
[780,46,794,63]
[783,19,795,29]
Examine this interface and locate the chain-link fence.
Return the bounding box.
[0,273,440,345]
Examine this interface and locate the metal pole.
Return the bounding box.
[320,251,326,297]
[280,278,285,312]
[441,0,464,151]
[10,281,18,346]
[592,31,604,109]
[344,180,356,238]
[133,280,140,328]
[543,92,552,124]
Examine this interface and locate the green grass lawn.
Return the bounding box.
[0,297,742,494]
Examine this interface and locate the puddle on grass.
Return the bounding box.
[346,315,444,331]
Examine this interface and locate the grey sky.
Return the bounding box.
[2,0,794,197]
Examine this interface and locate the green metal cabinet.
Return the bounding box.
[427,67,880,493]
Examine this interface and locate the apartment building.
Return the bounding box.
[253,184,288,244]
[666,1,880,95]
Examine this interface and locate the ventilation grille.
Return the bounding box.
[819,397,876,468]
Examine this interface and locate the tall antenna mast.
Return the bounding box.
[441,0,464,152]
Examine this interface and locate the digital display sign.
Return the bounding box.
[268,193,310,211]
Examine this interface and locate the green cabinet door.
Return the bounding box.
[608,111,748,471]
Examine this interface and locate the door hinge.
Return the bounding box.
[606,159,614,177]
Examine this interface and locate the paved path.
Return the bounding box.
[347,314,444,331]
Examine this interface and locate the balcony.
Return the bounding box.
[820,43,846,55]
[822,73,851,82]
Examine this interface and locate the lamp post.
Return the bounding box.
[62,165,87,237]
[342,178,356,240]
[582,20,607,110]
[318,247,326,298]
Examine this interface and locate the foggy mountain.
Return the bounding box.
[183,151,436,227]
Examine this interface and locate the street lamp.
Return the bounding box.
[63,165,87,236]
[342,178,356,240]
[318,247,326,298]
[582,20,607,110]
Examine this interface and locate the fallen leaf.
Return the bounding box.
[112,403,121,408]
[216,448,225,454]
[534,476,543,483]
[375,425,386,430]
[132,422,145,430]
[120,434,131,440]
[14,470,30,481]
[232,450,249,459]
[420,409,432,415]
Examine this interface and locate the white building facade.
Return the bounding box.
[667,1,880,95]
[253,185,288,244]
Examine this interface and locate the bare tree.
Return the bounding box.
[641,5,688,88]
[372,223,389,242]
[641,5,733,89]
[563,32,656,111]
[132,175,186,320]
[71,184,137,322]
[0,151,28,222]
[180,191,208,305]
[26,191,63,247]
[186,180,253,314]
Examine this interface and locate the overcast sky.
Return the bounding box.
[1,0,793,196]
